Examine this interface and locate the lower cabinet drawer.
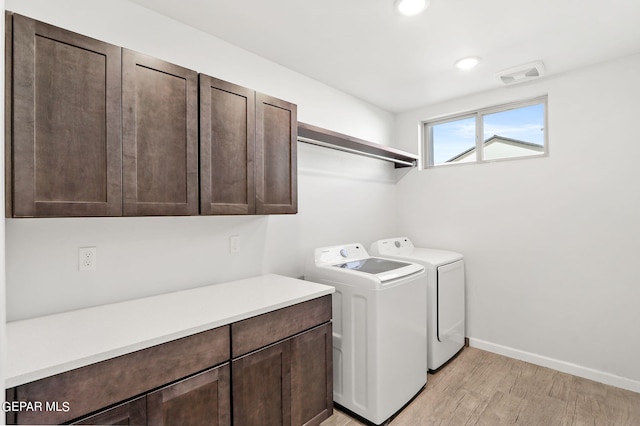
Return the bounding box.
[232,294,331,358]
[9,326,229,425]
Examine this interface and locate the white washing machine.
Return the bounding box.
[370,237,465,371]
[305,243,427,425]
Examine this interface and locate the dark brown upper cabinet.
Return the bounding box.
[200,76,297,215]
[122,50,199,216]
[6,13,297,218]
[256,94,297,214]
[199,75,256,215]
[9,14,123,217]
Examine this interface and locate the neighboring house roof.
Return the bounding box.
[446,135,544,162]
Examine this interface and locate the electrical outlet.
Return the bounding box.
[229,235,240,254]
[79,247,97,271]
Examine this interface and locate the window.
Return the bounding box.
[424,96,547,167]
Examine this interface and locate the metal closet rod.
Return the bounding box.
[297,136,417,167]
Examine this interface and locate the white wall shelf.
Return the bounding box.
[297,122,418,168]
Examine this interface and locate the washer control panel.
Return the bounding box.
[315,243,368,265]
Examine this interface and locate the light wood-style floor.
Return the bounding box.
[320,347,640,425]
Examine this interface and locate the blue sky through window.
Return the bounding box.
[432,116,475,164]
[430,103,544,165]
[483,104,544,144]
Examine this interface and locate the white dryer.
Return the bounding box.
[305,243,427,425]
[370,237,465,371]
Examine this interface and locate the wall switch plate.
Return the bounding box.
[229,235,240,254]
[79,247,97,271]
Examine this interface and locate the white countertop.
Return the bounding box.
[5,274,334,388]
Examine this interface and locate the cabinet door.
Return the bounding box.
[233,340,292,426]
[5,12,13,218]
[10,14,122,217]
[291,323,333,426]
[122,49,198,216]
[72,397,146,425]
[147,364,231,426]
[255,94,297,214]
[199,75,255,215]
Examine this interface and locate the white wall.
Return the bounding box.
[4,0,397,321]
[395,53,640,391]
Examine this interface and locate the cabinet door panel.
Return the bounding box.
[199,75,255,215]
[72,397,146,425]
[147,364,231,426]
[232,341,292,426]
[291,323,333,426]
[11,14,122,217]
[123,49,198,216]
[255,93,297,214]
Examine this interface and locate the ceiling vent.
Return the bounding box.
[496,61,545,85]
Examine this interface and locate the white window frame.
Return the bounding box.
[422,95,548,168]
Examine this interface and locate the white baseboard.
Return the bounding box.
[468,338,640,394]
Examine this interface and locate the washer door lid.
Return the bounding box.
[333,257,424,283]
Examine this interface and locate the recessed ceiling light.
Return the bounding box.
[395,0,430,16]
[454,57,481,70]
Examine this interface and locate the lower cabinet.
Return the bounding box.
[6,295,332,426]
[232,323,333,426]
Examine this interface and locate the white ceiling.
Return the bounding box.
[130,0,640,113]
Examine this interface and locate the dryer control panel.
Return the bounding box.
[371,237,415,256]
